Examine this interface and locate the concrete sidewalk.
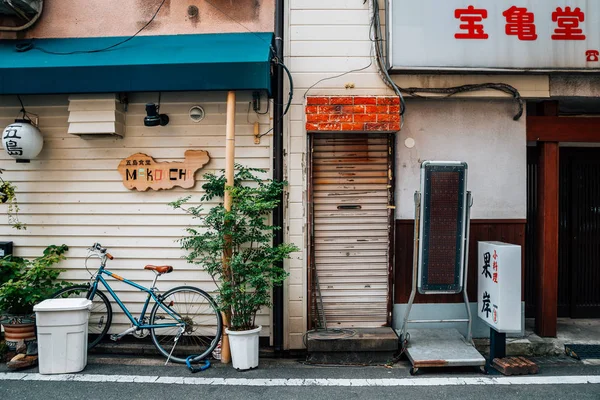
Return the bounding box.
[474,319,600,358]
[89,318,600,362]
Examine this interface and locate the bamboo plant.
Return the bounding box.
[171,166,299,331]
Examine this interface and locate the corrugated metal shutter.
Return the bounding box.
[311,133,391,328]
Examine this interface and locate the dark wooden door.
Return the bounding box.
[525,146,539,318]
[560,148,600,318]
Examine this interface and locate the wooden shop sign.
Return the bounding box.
[117,150,210,191]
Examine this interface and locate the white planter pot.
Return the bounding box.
[226,325,261,370]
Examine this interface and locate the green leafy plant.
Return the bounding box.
[0,245,70,316]
[171,166,299,331]
[0,170,26,230]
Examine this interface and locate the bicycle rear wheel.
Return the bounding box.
[51,285,112,349]
[149,286,222,364]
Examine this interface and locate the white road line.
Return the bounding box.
[1,373,600,386]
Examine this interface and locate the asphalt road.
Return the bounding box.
[1,356,599,400]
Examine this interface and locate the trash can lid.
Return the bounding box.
[34,298,92,312]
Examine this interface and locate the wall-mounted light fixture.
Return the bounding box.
[144,103,169,127]
[144,93,169,127]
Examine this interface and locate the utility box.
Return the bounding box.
[477,242,522,333]
[0,241,13,257]
[34,298,92,374]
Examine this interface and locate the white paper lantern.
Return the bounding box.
[2,120,43,162]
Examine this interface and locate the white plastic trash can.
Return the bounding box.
[34,298,92,374]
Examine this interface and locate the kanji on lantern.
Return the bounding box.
[552,7,586,40]
[503,6,537,41]
[455,6,489,40]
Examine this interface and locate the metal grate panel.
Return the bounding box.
[418,162,467,294]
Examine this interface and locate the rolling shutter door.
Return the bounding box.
[311,133,392,328]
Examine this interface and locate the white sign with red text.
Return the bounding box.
[388,1,600,71]
[477,241,521,333]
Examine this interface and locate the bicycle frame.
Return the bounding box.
[88,263,183,330]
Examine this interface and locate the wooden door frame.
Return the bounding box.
[527,101,600,337]
[306,132,396,330]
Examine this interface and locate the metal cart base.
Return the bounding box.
[404,328,485,375]
[400,189,485,375]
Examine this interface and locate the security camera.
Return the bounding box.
[144,103,169,127]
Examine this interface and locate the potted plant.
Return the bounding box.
[171,166,298,370]
[0,245,69,351]
[0,170,26,230]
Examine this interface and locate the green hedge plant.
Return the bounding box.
[171,166,299,331]
[0,245,70,317]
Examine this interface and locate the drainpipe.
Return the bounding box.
[272,0,285,353]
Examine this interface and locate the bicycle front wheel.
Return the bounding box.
[51,285,112,349]
[150,286,222,364]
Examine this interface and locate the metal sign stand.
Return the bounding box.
[400,187,485,375]
[486,328,506,374]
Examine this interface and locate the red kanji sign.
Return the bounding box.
[503,6,537,41]
[552,7,586,40]
[455,5,489,39]
[493,272,498,283]
[587,50,600,62]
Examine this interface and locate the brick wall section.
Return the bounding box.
[306,96,401,132]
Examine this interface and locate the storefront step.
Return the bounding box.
[305,327,399,365]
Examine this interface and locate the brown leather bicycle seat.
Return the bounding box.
[144,265,173,274]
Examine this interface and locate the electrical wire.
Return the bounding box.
[369,0,524,121]
[15,0,167,55]
[401,84,524,121]
[15,95,38,125]
[255,60,294,139]
[302,60,373,99]
[203,0,276,54]
[302,0,407,127]
[200,0,293,139]
[274,60,293,116]
[303,1,378,98]
[255,97,271,116]
[370,0,406,126]
[247,99,271,124]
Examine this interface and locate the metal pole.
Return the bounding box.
[486,328,506,373]
[462,192,474,342]
[221,90,236,364]
[400,191,421,343]
[272,0,285,353]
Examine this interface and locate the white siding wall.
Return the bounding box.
[285,0,543,349]
[0,91,273,337]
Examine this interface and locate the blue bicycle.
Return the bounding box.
[51,243,222,364]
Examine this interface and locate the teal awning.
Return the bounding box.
[0,32,273,95]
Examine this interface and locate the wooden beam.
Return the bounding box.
[527,116,600,142]
[221,90,236,364]
[535,142,559,337]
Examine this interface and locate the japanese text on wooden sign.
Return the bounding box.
[477,241,521,333]
[117,150,210,191]
[388,1,600,71]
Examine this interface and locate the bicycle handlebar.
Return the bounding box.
[89,243,114,260]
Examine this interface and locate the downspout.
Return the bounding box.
[272,0,285,353]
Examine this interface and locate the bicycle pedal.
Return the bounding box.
[110,334,120,342]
